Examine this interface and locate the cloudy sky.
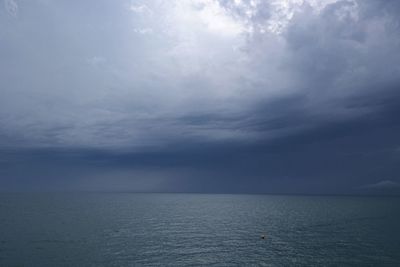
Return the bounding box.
[1,0,400,194]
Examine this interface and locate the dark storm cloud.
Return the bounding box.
[1,0,400,193]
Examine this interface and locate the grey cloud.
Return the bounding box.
[361,180,400,189]
[1,0,400,193]
[4,0,18,18]
[358,180,400,195]
[1,0,400,149]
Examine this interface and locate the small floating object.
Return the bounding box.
[260,234,266,239]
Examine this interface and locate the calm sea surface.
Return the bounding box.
[0,193,399,266]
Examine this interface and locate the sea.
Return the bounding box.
[0,193,399,266]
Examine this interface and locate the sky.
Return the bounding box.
[1,0,400,194]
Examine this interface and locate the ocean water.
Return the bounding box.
[0,193,399,266]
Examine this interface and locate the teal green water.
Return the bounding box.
[0,193,399,266]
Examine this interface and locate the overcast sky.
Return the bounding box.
[1,0,400,194]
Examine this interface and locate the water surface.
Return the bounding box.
[0,193,399,266]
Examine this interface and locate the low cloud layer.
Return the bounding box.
[359,180,400,195]
[361,180,400,189]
